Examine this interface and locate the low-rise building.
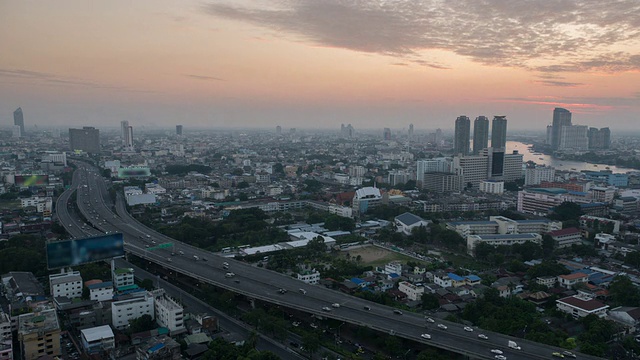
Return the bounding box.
[111,292,155,330]
[152,290,185,335]
[49,270,83,299]
[80,325,115,355]
[398,281,425,301]
[17,309,61,360]
[558,272,589,288]
[297,270,320,285]
[467,233,542,256]
[479,180,504,194]
[548,228,582,248]
[113,268,135,290]
[394,212,431,236]
[556,293,609,318]
[89,281,114,301]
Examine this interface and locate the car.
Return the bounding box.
[437,324,447,330]
[562,351,576,358]
[234,279,240,283]
[292,322,300,327]
[310,323,318,329]
[463,326,473,332]
[490,349,503,355]
[425,317,435,323]
[552,353,565,358]
[363,306,371,311]
[478,334,489,340]
[332,303,340,308]
[278,288,287,294]
[299,288,307,295]
[167,257,172,262]
[494,356,507,360]
[145,245,150,248]
[178,251,184,255]
[393,309,403,315]
[322,306,332,312]
[225,272,235,278]
[420,333,431,340]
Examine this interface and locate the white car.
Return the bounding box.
[420,334,431,340]
[425,317,435,323]
[478,334,489,340]
[490,349,503,355]
[495,356,507,360]
[332,303,340,308]
[437,324,447,330]
[322,307,332,312]
[464,326,473,332]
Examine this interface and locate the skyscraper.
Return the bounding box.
[491,116,508,149]
[472,116,489,154]
[454,116,471,156]
[69,127,100,153]
[408,123,414,139]
[176,124,183,136]
[552,108,572,150]
[121,121,133,148]
[383,128,392,140]
[13,107,24,136]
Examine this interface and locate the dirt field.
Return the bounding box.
[341,245,415,267]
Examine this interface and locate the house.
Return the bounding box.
[547,227,582,248]
[556,293,609,319]
[608,307,640,332]
[398,281,425,301]
[394,212,431,235]
[558,273,589,289]
[536,276,557,287]
[383,261,403,275]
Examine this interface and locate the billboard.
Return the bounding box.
[16,174,48,187]
[118,167,151,178]
[46,233,125,269]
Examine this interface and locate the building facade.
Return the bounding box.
[472,116,489,154]
[454,116,471,156]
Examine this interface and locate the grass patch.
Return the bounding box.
[341,245,426,268]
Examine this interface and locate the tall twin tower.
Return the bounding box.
[454,115,507,156]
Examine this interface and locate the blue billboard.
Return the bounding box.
[47,233,125,269]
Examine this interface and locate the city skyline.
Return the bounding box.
[1,1,639,130]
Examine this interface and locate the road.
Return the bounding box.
[57,161,605,360]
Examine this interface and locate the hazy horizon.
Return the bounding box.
[2,1,639,131]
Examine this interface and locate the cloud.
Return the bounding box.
[499,93,640,111]
[203,0,640,72]
[0,68,130,90]
[184,74,225,81]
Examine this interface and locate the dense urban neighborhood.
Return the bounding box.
[3,111,640,360]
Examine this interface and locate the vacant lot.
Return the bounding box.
[341,245,417,267]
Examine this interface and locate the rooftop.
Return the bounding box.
[81,325,114,342]
[18,309,60,335]
[557,296,609,312]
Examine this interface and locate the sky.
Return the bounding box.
[1,0,639,132]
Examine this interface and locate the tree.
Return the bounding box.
[301,332,320,358]
[128,314,157,334]
[139,278,155,291]
[549,202,583,222]
[609,276,640,307]
[421,293,440,310]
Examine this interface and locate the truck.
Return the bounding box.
[508,341,521,350]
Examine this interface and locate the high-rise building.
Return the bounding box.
[454,116,471,156]
[491,116,508,149]
[552,108,572,150]
[546,125,553,145]
[13,107,24,137]
[340,124,354,138]
[176,124,183,136]
[472,116,489,154]
[121,121,133,148]
[559,125,588,151]
[69,127,100,153]
[588,127,611,150]
[383,127,392,140]
[12,125,22,138]
[408,123,414,139]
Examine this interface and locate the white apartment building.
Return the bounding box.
[49,271,83,299]
[80,325,115,354]
[558,273,589,288]
[152,290,185,334]
[297,270,320,285]
[447,216,560,238]
[43,151,67,166]
[20,197,53,214]
[111,292,155,330]
[453,155,489,188]
[556,293,608,318]
[479,180,504,194]
[88,282,114,302]
[349,166,366,178]
[145,183,166,195]
[525,166,556,186]
[112,268,135,289]
[416,158,452,185]
[580,215,620,234]
[398,281,425,301]
[590,186,616,203]
[0,311,11,360]
[559,125,589,151]
[467,233,542,256]
[328,204,353,218]
[384,261,403,275]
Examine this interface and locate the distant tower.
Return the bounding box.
[176,124,183,136]
[546,125,553,145]
[472,116,489,154]
[435,128,443,146]
[491,116,508,149]
[383,128,392,141]
[408,124,414,139]
[13,107,25,136]
[121,121,133,148]
[454,116,471,156]
[552,108,572,150]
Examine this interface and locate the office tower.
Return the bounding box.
[588,127,599,149]
[491,116,508,149]
[559,125,588,151]
[408,123,414,139]
[435,128,443,145]
[120,121,129,143]
[69,127,100,153]
[600,127,611,149]
[383,127,392,140]
[551,108,572,150]
[176,124,183,136]
[454,116,471,156]
[588,127,611,150]
[12,125,22,138]
[416,158,453,185]
[340,124,354,138]
[546,125,553,145]
[472,116,489,154]
[13,107,24,136]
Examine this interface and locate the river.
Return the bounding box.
[506,141,637,174]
